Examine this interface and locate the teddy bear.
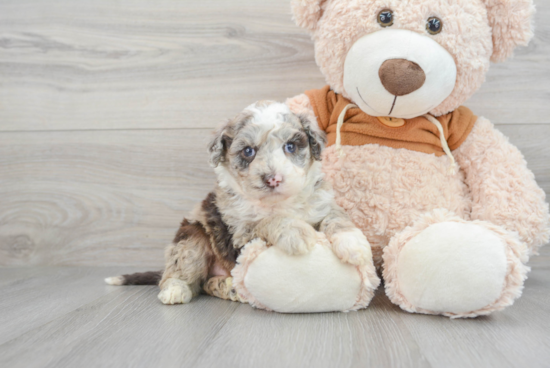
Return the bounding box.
[232,0,550,318]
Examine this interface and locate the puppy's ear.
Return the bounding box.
[298,114,326,161]
[209,111,252,167]
[208,122,233,168]
[481,0,535,62]
[291,0,328,33]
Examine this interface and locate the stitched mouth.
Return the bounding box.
[388,96,398,115]
[356,87,383,116]
[357,87,439,117]
[358,85,396,115]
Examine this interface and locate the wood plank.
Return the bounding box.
[195,291,431,368]
[530,244,550,270]
[0,0,549,132]
[0,266,58,286]
[0,278,239,368]
[0,266,148,345]
[199,282,550,368]
[0,124,548,266]
[0,266,549,367]
[465,0,550,124]
[396,267,550,368]
[0,0,320,132]
[497,124,550,193]
[202,262,550,368]
[0,129,215,266]
[385,249,550,368]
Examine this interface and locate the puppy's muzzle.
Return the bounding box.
[263,173,283,188]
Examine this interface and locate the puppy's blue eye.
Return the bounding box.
[284,142,296,154]
[242,146,255,158]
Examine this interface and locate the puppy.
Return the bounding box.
[105,101,373,305]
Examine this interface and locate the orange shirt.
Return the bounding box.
[305,86,477,156]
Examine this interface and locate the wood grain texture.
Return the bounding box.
[0,0,319,131]
[194,291,431,368]
[396,269,550,368]
[0,0,549,133]
[465,2,550,124]
[0,266,58,286]
[0,125,548,267]
[0,264,549,368]
[0,266,146,345]
[0,129,214,266]
[0,274,239,368]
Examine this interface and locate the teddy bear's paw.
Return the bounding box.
[330,229,373,266]
[240,242,363,313]
[390,221,524,317]
[274,222,317,256]
[158,278,193,305]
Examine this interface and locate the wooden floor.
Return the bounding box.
[0,250,549,368]
[1,0,549,367]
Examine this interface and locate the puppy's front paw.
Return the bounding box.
[158,278,193,305]
[330,229,373,266]
[275,223,317,256]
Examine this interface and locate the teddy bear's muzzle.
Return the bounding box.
[343,29,457,119]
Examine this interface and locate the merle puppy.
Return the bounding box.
[106,101,374,305]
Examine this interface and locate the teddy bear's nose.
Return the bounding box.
[379,59,426,96]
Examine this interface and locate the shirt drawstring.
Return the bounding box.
[422,114,457,175]
[335,105,457,175]
[336,103,357,158]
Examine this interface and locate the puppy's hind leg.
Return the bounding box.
[158,277,196,305]
[203,276,247,303]
[158,222,212,305]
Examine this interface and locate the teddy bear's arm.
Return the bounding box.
[453,117,550,255]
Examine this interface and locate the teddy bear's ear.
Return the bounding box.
[482,0,535,62]
[291,0,327,33]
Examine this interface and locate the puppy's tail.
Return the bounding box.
[104,271,162,286]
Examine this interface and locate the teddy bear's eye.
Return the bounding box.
[377,10,394,27]
[426,17,443,35]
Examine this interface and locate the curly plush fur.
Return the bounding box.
[287,0,548,318]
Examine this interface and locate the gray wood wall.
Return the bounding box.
[1,0,549,267]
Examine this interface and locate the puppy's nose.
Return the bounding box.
[264,174,283,188]
[379,59,426,96]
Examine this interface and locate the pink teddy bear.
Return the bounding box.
[234,0,549,318]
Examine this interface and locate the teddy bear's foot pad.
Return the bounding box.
[243,243,362,313]
[396,222,508,315]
